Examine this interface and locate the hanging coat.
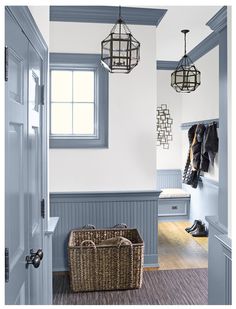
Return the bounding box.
[190,124,206,171]
[183,122,219,189]
[182,124,198,187]
[202,122,218,165]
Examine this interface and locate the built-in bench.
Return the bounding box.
[157,170,191,220]
[159,188,190,219]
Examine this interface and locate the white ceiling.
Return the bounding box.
[155,6,222,60]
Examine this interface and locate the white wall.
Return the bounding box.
[49,22,157,192]
[181,46,219,123]
[156,70,182,169]
[28,6,49,46]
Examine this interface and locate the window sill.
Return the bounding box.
[49,136,108,148]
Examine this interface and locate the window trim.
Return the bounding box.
[49,53,108,148]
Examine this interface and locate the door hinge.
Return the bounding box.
[41,198,45,219]
[5,248,9,283]
[40,85,45,105]
[5,46,8,82]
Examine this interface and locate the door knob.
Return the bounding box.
[26,249,43,268]
[26,253,41,268]
[30,249,43,260]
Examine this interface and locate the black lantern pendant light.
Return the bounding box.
[101,6,140,73]
[171,30,201,93]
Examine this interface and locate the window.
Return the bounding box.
[49,53,108,148]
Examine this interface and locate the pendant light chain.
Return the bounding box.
[118,6,121,62]
[184,32,187,55]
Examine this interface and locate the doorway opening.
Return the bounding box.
[156,46,220,272]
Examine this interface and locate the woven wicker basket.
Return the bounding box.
[68,227,144,292]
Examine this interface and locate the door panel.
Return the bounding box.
[15,282,26,305]
[5,10,29,305]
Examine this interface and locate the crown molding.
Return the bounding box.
[206,6,227,33]
[156,60,178,70]
[50,6,167,26]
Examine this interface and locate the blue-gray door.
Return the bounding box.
[5,9,44,305]
[5,10,30,305]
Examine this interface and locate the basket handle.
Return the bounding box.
[117,238,132,247]
[113,223,128,229]
[82,224,96,229]
[79,239,97,291]
[80,239,96,249]
[116,237,134,289]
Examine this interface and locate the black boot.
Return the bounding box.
[190,223,208,237]
[185,220,202,233]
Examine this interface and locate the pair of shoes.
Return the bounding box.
[190,223,208,237]
[185,220,202,233]
[185,220,208,237]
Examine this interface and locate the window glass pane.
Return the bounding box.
[51,70,72,102]
[51,103,72,134]
[73,103,94,135]
[73,71,94,102]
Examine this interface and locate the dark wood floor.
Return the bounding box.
[53,268,208,305]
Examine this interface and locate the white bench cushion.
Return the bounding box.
[159,188,190,199]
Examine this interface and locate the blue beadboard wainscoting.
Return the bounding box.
[156,169,182,189]
[50,191,161,271]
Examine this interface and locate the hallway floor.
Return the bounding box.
[53,268,208,305]
[158,221,208,270]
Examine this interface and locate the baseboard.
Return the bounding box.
[158,216,190,222]
[144,263,160,268]
[53,271,69,276]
